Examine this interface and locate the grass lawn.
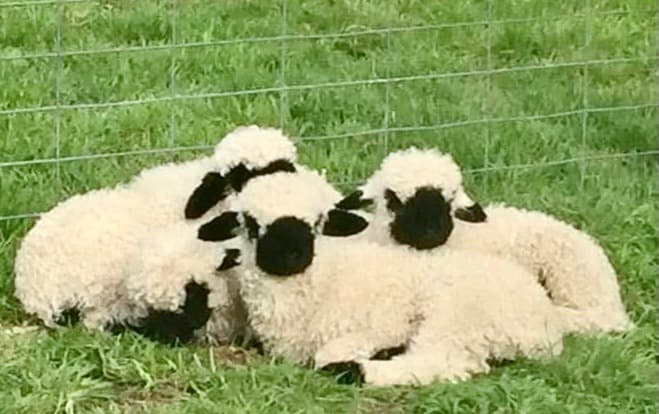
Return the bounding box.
[0,0,657,412]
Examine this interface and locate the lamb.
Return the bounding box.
[13,125,297,343]
[198,170,565,386]
[342,147,632,334]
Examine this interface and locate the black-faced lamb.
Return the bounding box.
[344,147,632,334]
[199,170,565,386]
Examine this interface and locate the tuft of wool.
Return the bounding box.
[230,168,343,228]
[213,125,298,175]
[360,147,465,202]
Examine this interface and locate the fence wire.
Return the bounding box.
[0,0,656,222]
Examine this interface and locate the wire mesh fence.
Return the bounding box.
[0,0,657,223]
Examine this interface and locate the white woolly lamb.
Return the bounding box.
[345,147,631,334]
[13,125,297,342]
[199,171,564,386]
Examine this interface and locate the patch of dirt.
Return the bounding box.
[211,345,262,367]
[118,385,181,405]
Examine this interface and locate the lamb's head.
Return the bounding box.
[339,147,486,250]
[197,170,369,276]
[184,125,298,219]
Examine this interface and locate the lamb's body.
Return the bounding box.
[14,187,151,328]
[444,204,631,333]
[237,237,564,385]
[14,174,228,330]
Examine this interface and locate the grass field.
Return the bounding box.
[0,0,657,412]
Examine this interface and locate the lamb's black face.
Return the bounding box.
[196,204,369,277]
[386,187,454,250]
[255,216,315,276]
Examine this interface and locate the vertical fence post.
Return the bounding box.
[580,0,591,188]
[279,0,288,131]
[482,0,493,194]
[54,0,63,183]
[168,0,178,149]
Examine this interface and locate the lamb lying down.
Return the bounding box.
[198,170,565,386]
[13,125,295,343]
[346,147,632,334]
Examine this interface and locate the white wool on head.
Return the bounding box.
[360,147,466,202]
[229,167,342,227]
[213,125,297,174]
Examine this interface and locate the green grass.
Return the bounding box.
[0,0,657,412]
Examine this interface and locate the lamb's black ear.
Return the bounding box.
[322,209,369,236]
[256,159,296,176]
[198,212,240,241]
[454,203,487,223]
[335,190,373,210]
[217,248,241,271]
[384,189,403,213]
[225,164,252,192]
[184,172,230,219]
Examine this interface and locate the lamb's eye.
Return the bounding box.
[243,213,259,240]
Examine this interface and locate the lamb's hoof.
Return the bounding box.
[321,361,365,385]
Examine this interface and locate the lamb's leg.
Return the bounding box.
[359,343,490,386]
[355,312,494,387]
[314,331,408,370]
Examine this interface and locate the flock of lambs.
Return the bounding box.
[13,125,632,386]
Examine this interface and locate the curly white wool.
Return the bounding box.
[231,167,343,228]
[359,146,472,206]
[213,125,297,175]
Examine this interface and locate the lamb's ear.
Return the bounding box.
[217,248,241,271]
[198,212,241,241]
[454,203,487,222]
[184,172,230,219]
[452,188,487,222]
[384,189,403,213]
[225,164,252,192]
[322,209,369,236]
[335,190,373,210]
